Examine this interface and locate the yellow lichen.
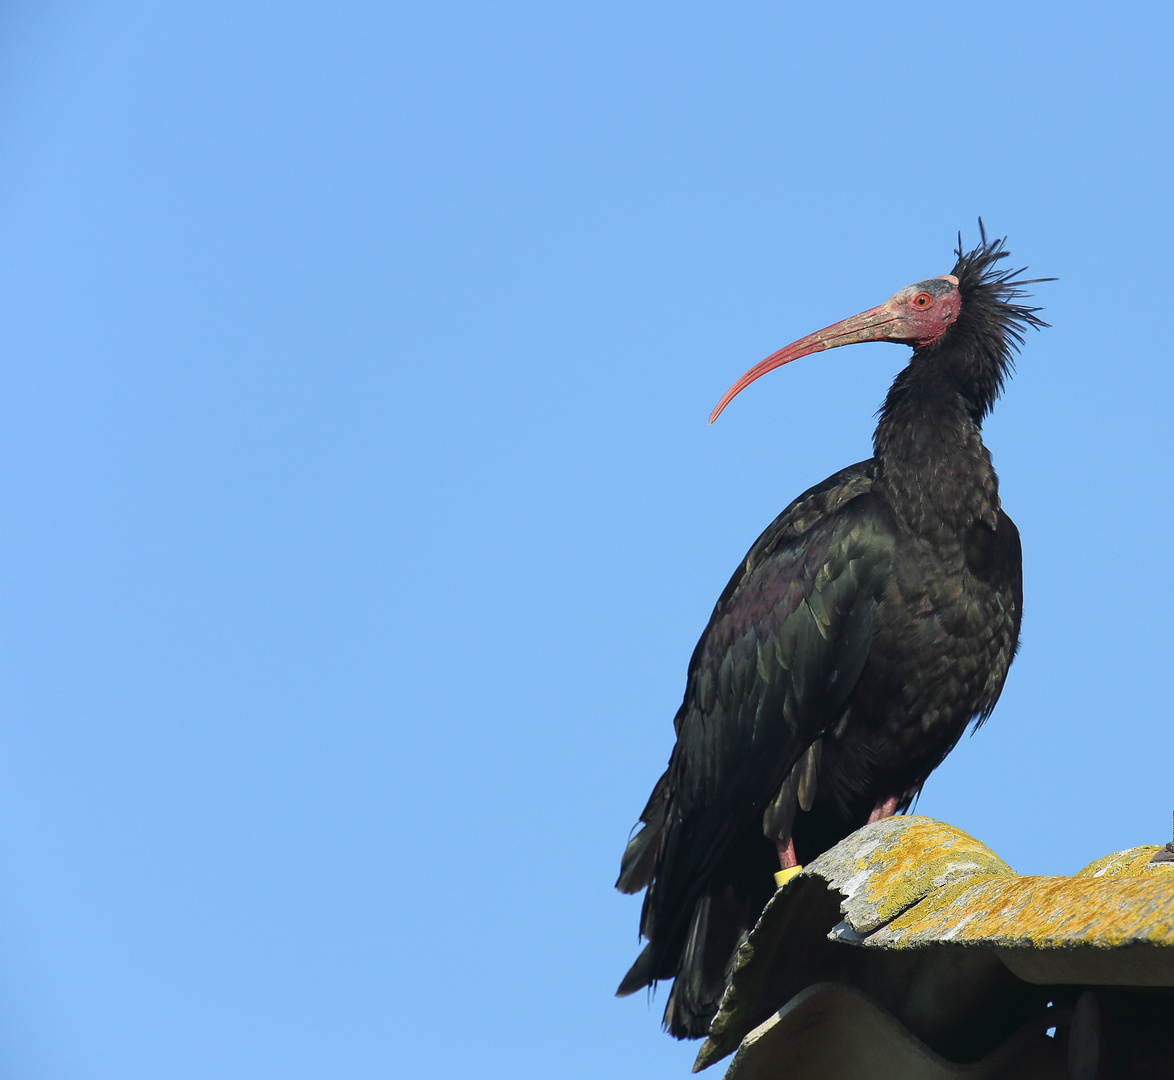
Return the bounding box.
[870,875,1174,949]
[1075,846,1173,878]
[831,817,1013,930]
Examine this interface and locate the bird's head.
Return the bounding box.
[709,227,1048,424]
[708,275,962,424]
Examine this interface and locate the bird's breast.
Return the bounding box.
[844,528,1020,782]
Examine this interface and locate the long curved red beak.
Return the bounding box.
[709,302,900,424]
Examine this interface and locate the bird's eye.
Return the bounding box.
[913,293,932,308]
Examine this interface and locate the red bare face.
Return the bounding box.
[709,274,962,423]
[883,275,961,348]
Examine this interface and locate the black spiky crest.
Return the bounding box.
[945,220,1051,419]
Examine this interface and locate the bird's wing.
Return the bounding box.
[618,461,895,947]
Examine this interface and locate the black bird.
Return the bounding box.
[616,228,1047,1038]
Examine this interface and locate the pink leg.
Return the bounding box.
[867,795,900,824]
[776,836,798,869]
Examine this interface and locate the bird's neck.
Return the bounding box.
[872,364,999,541]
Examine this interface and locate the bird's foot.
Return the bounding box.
[774,837,803,888]
[867,795,900,824]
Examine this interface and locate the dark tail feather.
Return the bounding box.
[615,771,669,895]
[616,778,774,1035]
[615,822,660,895]
[615,943,656,997]
[663,833,778,1039]
[662,897,723,1037]
[661,895,738,1037]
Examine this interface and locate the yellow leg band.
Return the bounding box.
[774,865,803,888]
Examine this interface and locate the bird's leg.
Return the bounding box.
[867,795,900,824]
[776,836,798,869]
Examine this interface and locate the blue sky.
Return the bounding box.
[0,2,1172,1077]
